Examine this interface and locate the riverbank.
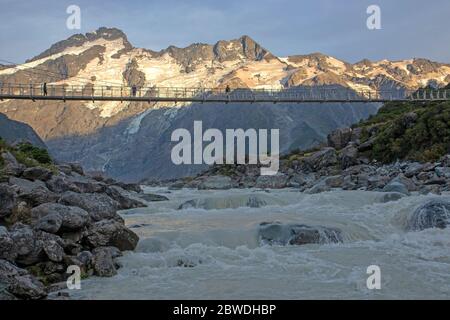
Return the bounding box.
[0,140,160,300]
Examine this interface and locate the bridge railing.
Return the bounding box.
[0,82,449,102]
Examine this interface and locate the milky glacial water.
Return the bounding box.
[68,188,450,300]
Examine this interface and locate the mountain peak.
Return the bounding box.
[28,27,132,63]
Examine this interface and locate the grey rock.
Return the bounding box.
[59,191,120,222]
[18,186,59,207]
[382,181,410,196]
[9,177,46,193]
[0,152,25,176]
[138,193,169,202]
[32,203,89,232]
[9,225,39,265]
[304,148,338,170]
[105,185,147,209]
[0,227,17,261]
[45,175,80,193]
[35,213,62,234]
[254,174,288,189]
[85,220,139,251]
[0,183,17,218]
[435,167,450,178]
[259,222,343,246]
[391,174,417,191]
[324,175,343,188]
[42,240,65,263]
[22,167,53,182]
[407,199,450,231]
[56,164,72,175]
[69,163,84,176]
[357,138,375,152]
[66,175,107,193]
[339,145,359,169]
[91,247,117,277]
[305,179,332,194]
[377,192,405,203]
[198,175,235,190]
[419,185,442,195]
[404,162,424,178]
[288,173,315,188]
[76,251,93,268]
[327,127,352,150]
[0,259,46,300]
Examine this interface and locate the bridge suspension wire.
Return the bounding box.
[0,82,448,103]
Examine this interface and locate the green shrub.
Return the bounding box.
[16,142,52,165]
[366,101,450,162]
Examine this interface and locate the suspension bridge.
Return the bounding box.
[0,83,449,103]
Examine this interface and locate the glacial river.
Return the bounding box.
[68,188,450,299]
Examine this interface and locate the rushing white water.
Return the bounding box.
[68,188,450,300]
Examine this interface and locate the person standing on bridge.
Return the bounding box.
[42,82,48,96]
[225,85,231,94]
[131,85,137,97]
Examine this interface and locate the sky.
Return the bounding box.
[0,0,449,64]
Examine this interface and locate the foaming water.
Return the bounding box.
[68,188,450,300]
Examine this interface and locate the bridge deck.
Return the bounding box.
[0,84,449,103]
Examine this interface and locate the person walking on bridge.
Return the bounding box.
[42,82,48,96]
[225,85,231,94]
[131,85,137,97]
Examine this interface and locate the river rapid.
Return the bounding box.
[68,188,450,299]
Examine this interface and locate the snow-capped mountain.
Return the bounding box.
[0,27,448,180]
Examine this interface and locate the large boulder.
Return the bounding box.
[305,179,332,194]
[105,186,147,210]
[21,167,53,182]
[0,227,17,261]
[138,193,169,202]
[258,222,343,246]
[8,224,48,266]
[435,167,450,179]
[254,174,288,189]
[198,175,235,190]
[288,173,316,188]
[406,199,450,231]
[303,148,338,170]
[31,203,89,233]
[10,177,59,207]
[85,220,139,251]
[0,259,46,300]
[382,180,410,196]
[327,127,352,149]
[178,194,269,210]
[0,152,25,176]
[404,162,425,178]
[65,175,107,193]
[339,145,359,169]
[8,224,66,266]
[0,183,17,218]
[45,175,80,194]
[91,247,118,277]
[18,186,59,207]
[59,191,120,222]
